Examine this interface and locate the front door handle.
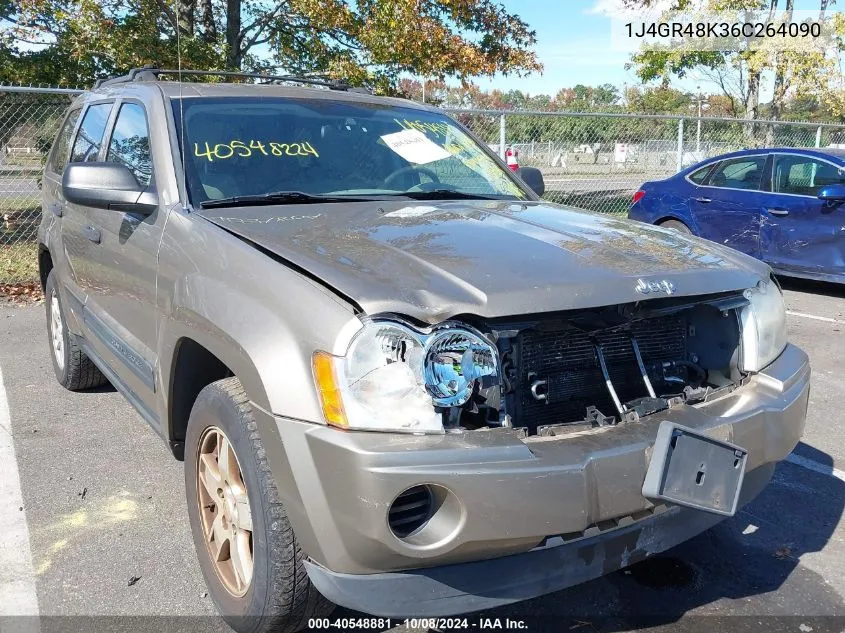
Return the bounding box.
[694,196,712,203]
[48,202,64,218]
[766,207,789,217]
[82,225,101,244]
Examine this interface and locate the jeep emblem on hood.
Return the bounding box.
[635,278,676,295]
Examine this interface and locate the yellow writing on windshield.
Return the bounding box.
[193,140,319,162]
[392,118,524,198]
[443,135,524,196]
[394,118,451,139]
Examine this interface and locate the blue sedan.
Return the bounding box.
[628,148,845,282]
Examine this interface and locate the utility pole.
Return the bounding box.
[688,86,710,155]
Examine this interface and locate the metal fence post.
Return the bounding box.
[499,114,506,160]
[815,126,823,148]
[676,118,684,172]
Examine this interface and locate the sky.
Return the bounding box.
[477,0,832,98]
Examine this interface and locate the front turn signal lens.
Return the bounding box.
[312,351,347,428]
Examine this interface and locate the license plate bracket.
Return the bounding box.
[642,421,748,516]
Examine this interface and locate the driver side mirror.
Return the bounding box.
[62,163,157,215]
[817,183,845,203]
[516,166,545,197]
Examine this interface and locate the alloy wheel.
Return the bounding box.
[196,426,254,596]
[50,291,64,372]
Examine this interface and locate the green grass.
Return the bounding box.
[0,243,39,283]
[1,199,41,244]
[0,199,41,283]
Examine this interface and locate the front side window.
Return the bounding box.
[172,97,527,204]
[773,155,845,196]
[106,103,152,186]
[708,156,767,191]
[49,108,82,175]
[70,103,112,163]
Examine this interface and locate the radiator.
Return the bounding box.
[513,316,688,431]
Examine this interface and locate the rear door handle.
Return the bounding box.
[766,207,789,217]
[82,225,101,244]
[48,202,64,217]
[694,196,712,203]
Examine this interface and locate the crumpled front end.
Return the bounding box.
[265,338,808,559]
[253,285,808,616]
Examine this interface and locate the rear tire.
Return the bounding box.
[659,219,692,234]
[45,270,108,391]
[185,377,333,633]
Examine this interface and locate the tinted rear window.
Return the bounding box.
[688,164,712,184]
[48,108,81,175]
[70,103,112,163]
[708,156,767,191]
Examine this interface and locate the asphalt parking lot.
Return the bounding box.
[1,279,845,633]
[0,174,39,202]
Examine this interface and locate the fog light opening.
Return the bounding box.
[388,485,434,538]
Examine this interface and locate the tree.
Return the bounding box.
[397,77,448,105]
[592,83,620,106]
[548,84,620,111]
[502,89,527,109]
[626,0,844,122]
[625,85,691,114]
[1,0,542,90]
[0,0,225,86]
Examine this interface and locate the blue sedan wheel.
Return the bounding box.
[660,219,692,234]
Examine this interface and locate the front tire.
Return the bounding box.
[185,377,333,633]
[44,270,107,390]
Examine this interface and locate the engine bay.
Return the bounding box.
[447,291,748,436]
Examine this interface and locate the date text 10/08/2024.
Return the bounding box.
[307,618,530,630]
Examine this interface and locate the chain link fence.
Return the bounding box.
[1,85,844,284]
[1,87,81,284]
[449,108,845,216]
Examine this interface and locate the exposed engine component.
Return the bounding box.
[446,292,745,435]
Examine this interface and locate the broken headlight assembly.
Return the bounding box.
[739,279,787,372]
[312,319,499,433]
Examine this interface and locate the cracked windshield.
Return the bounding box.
[173,97,527,206]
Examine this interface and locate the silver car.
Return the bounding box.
[37,67,809,632]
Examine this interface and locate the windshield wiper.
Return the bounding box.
[200,191,376,208]
[383,189,507,201]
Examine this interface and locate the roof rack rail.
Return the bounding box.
[93,65,363,92]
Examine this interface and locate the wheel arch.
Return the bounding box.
[161,318,272,460]
[166,336,236,459]
[656,215,694,232]
[38,243,53,291]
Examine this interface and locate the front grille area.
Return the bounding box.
[514,316,688,431]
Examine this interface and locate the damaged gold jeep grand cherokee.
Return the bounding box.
[38,68,809,632]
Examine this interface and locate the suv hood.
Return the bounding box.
[198,200,769,323]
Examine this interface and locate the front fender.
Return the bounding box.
[156,210,360,429]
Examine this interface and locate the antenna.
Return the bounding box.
[176,4,188,211]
